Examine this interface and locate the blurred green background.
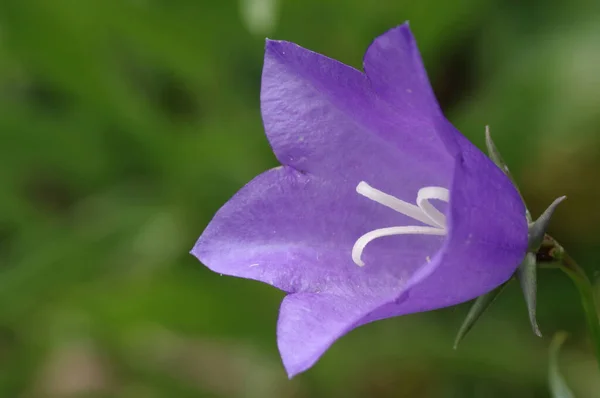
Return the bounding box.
[0,0,599,397]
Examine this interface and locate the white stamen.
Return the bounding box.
[356,182,439,227]
[352,226,445,267]
[353,181,450,267]
[416,186,449,228]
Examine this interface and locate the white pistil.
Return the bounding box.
[416,186,449,228]
[353,181,450,267]
[356,182,438,227]
[352,226,446,267]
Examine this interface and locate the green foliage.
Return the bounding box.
[0,0,599,396]
[549,332,574,398]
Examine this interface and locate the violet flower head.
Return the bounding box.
[192,23,529,377]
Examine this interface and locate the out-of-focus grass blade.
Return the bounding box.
[549,332,575,398]
[240,0,279,35]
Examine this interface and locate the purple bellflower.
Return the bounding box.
[192,23,529,377]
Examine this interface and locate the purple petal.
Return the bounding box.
[277,292,384,377]
[363,24,441,122]
[193,23,529,376]
[362,23,460,154]
[194,165,445,294]
[275,140,527,376]
[261,34,454,185]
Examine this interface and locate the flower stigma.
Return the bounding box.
[352,182,449,267]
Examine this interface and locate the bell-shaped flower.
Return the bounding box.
[192,23,529,377]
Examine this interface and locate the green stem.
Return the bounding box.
[560,256,600,369]
[546,236,600,371]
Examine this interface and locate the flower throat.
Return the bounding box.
[352,182,449,267]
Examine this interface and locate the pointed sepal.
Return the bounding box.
[485,126,532,222]
[518,252,541,337]
[453,281,510,349]
[518,197,566,337]
[485,125,509,174]
[528,196,567,251]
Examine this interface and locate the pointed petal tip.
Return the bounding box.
[189,247,205,268]
[277,292,382,379]
[280,345,321,379]
[389,21,415,39]
[264,38,279,51]
[189,246,202,262]
[368,22,416,52]
[263,39,322,68]
[189,234,212,267]
[283,361,311,379]
[264,38,291,55]
[189,231,205,255]
[189,241,199,259]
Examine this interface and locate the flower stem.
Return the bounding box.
[540,235,600,371]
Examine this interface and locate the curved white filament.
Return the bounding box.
[353,181,450,267]
[352,226,446,267]
[356,182,439,227]
[416,186,450,228]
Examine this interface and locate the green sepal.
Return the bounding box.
[528,196,567,251]
[485,126,532,222]
[518,252,542,337]
[453,280,510,349]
